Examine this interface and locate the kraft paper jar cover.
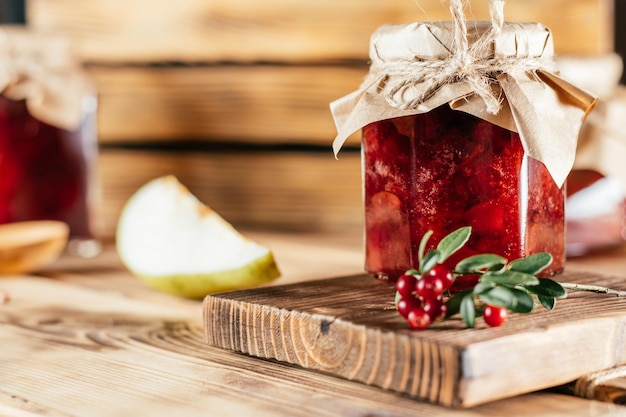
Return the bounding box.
[331,19,597,187]
[0,26,90,131]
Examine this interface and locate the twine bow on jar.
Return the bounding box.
[372,0,555,115]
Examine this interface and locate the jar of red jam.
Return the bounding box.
[362,106,565,280]
[331,12,596,282]
[0,27,100,257]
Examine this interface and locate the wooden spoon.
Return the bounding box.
[0,221,69,275]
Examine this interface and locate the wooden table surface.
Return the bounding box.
[1,230,626,417]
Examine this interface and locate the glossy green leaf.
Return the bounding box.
[473,280,495,295]
[478,286,517,309]
[460,293,476,328]
[538,294,557,310]
[487,262,507,273]
[445,290,470,318]
[508,288,535,313]
[508,252,553,275]
[420,249,440,274]
[481,270,540,286]
[455,254,507,273]
[525,278,566,298]
[437,226,471,263]
[418,230,434,264]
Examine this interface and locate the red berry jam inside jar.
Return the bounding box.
[0,27,100,257]
[0,95,99,255]
[362,105,565,281]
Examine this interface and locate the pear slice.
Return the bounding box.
[116,176,280,298]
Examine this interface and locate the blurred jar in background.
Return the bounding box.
[559,54,626,256]
[0,26,100,257]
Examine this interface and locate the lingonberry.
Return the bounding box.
[415,275,444,299]
[396,295,420,319]
[423,295,447,321]
[407,308,431,330]
[395,274,417,299]
[426,264,454,290]
[483,305,507,327]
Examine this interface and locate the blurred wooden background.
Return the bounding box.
[25,0,615,239]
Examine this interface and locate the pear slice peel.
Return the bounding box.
[116,176,280,298]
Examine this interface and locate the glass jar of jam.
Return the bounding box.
[362,105,565,281]
[0,27,100,257]
[330,16,596,284]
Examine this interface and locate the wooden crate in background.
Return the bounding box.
[27,0,614,239]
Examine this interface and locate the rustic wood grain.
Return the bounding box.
[96,148,362,239]
[586,377,626,404]
[0,235,623,417]
[89,64,364,144]
[1,262,623,416]
[27,0,612,63]
[204,270,626,408]
[25,0,615,247]
[568,366,626,405]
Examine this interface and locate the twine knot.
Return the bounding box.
[372,0,553,115]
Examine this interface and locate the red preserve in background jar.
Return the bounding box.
[362,105,565,281]
[0,96,97,240]
[0,27,100,257]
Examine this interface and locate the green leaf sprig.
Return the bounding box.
[396,226,626,330]
[415,226,565,328]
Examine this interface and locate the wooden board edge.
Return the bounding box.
[202,294,462,407]
[458,313,626,407]
[201,271,626,408]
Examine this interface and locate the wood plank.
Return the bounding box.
[0,272,621,417]
[0,246,624,416]
[88,58,619,146]
[96,148,362,239]
[89,65,364,144]
[203,270,626,408]
[559,366,626,404]
[27,0,612,63]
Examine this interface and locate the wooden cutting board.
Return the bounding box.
[203,270,626,408]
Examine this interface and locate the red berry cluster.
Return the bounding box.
[395,265,453,330]
[396,264,509,330]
